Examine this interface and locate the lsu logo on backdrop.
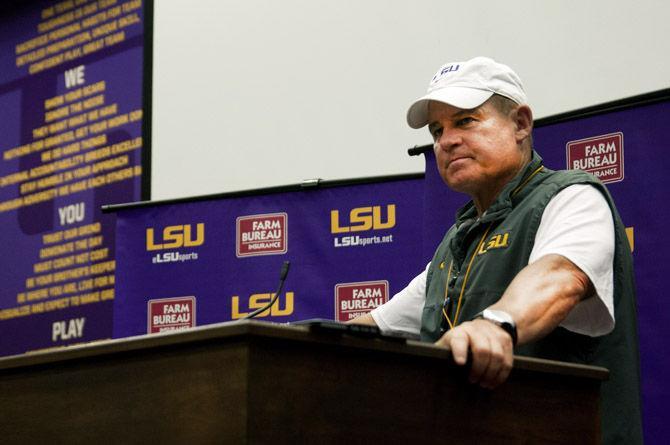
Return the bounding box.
[566,132,624,184]
[230,291,294,319]
[335,280,388,322]
[147,296,196,333]
[331,204,396,248]
[236,213,287,257]
[146,223,204,264]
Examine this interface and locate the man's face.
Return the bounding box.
[428,99,529,203]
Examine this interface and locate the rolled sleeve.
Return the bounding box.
[370,262,430,335]
[530,184,615,336]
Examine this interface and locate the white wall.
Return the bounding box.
[151,0,670,200]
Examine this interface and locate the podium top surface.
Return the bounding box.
[0,319,608,380]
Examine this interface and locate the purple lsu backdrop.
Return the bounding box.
[112,177,425,335]
[113,93,669,442]
[532,98,670,444]
[0,0,148,355]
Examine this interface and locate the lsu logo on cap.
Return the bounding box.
[432,63,460,82]
[236,213,287,257]
[335,280,389,322]
[566,132,624,184]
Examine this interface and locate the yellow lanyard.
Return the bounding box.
[441,223,492,330]
[440,164,544,330]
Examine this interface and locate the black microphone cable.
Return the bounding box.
[243,261,291,320]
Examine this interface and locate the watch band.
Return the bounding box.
[474,309,518,345]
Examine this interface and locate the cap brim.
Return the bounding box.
[406,87,494,129]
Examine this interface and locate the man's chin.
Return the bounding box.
[441,173,477,195]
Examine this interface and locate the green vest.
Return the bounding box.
[421,151,643,444]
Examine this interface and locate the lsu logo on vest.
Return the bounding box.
[331,204,396,248]
[231,291,294,319]
[146,223,204,264]
[478,232,510,255]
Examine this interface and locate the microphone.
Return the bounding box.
[243,261,291,320]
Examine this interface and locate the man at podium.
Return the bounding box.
[350,57,642,444]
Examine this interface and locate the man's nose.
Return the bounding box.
[434,129,461,151]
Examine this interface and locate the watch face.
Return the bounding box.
[484,309,514,325]
[481,309,518,345]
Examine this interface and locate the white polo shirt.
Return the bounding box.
[370,184,616,337]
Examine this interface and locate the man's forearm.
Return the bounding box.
[488,253,593,345]
[435,253,593,388]
[346,312,378,327]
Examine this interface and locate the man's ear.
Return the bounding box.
[513,105,533,143]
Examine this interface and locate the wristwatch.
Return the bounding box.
[474,309,518,345]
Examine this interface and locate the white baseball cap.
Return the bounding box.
[406,56,528,129]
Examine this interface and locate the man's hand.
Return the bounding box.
[435,319,514,389]
[435,253,593,389]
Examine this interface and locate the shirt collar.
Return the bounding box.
[455,150,545,226]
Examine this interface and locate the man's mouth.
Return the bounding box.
[448,156,470,167]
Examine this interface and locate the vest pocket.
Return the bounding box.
[420,302,443,342]
[455,290,505,323]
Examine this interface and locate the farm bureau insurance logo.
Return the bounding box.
[236,213,287,257]
[566,132,624,184]
[146,223,205,264]
[335,280,389,322]
[330,204,396,248]
[147,296,196,333]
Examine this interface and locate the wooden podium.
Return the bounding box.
[0,321,606,444]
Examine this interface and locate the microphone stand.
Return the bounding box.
[243,261,291,320]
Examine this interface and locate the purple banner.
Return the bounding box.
[532,100,670,444]
[111,93,668,441]
[421,97,670,444]
[0,0,148,356]
[113,179,426,336]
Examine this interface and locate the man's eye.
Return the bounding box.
[457,117,474,126]
[431,128,443,139]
